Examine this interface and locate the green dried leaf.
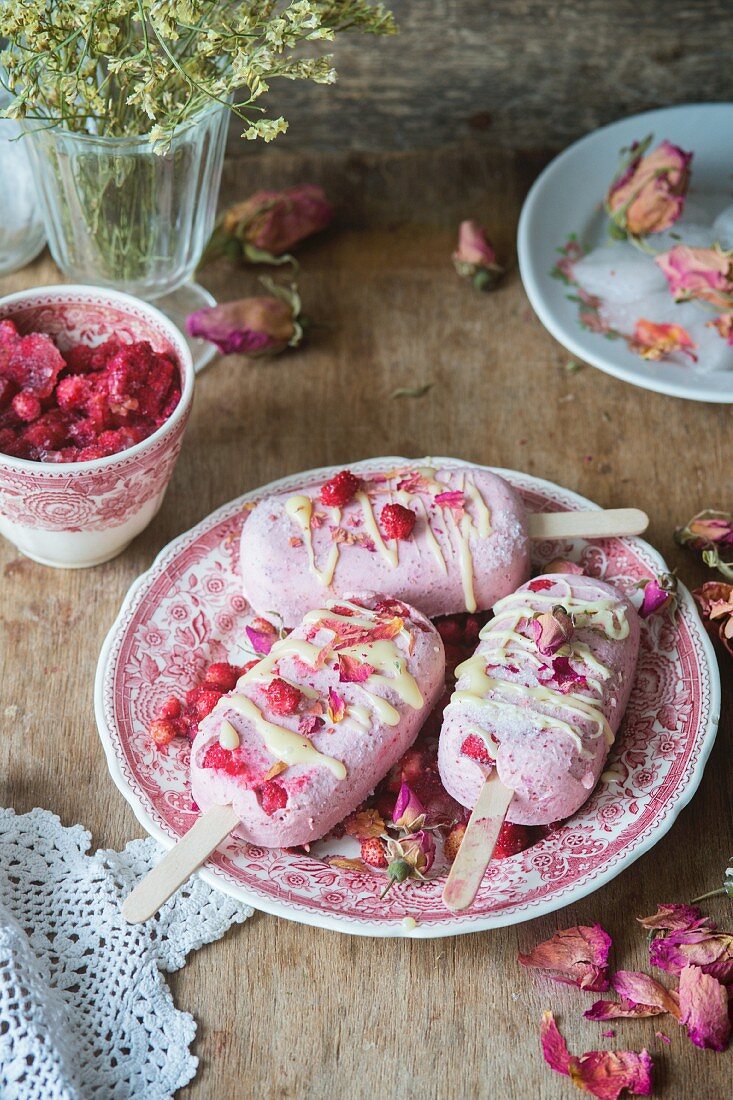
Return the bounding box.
[390,383,434,400]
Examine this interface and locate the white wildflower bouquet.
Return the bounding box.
[0,1,395,147]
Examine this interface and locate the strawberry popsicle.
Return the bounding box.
[190,595,445,847]
[240,462,530,627]
[438,573,641,826]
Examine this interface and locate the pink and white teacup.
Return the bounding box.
[0,285,194,567]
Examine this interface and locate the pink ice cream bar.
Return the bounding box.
[438,573,641,826]
[239,463,530,627]
[190,595,445,847]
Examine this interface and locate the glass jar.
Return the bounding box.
[0,91,46,276]
[22,106,228,301]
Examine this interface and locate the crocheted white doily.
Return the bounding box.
[0,808,252,1099]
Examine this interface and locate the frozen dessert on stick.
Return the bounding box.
[440,572,641,910]
[123,595,444,922]
[239,461,648,626]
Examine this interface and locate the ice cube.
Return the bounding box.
[712,204,733,249]
[573,243,666,303]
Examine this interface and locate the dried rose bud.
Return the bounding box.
[401,829,436,875]
[675,510,733,581]
[531,606,573,656]
[637,574,677,619]
[392,782,426,831]
[628,319,696,362]
[693,581,733,657]
[452,220,503,290]
[203,185,333,266]
[186,282,302,358]
[606,136,691,238]
[656,245,733,310]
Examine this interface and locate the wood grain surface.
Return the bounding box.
[233,0,733,156]
[1,146,731,1099]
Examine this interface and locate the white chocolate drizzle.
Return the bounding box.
[285,495,340,586]
[219,720,240,750]
[226,694,347,778]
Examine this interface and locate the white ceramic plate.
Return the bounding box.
[518,103,733,402]
[95,458,720,936]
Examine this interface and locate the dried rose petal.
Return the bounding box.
[693,582,733,656]
[298,714,325,737]
[392,782,426,830]
[656,245,733,310]
[532,605,573,656]
[327,686,346,723]
[606,138,691,237]
[518,924,612,991]
[246,623,277,656]
[538,655,588,694]
[337,654,375,683]
[678,964,732,1051]
[435,489,465,509]
[401,829,435,874]
[216,184,333,260]
[649,927,733,983]
[343,808,385,841]
[628,319,697,362]
[585,971,680,1022]
[186,286,301,357]
[637,903,709,932]
[541,1012,653,1099]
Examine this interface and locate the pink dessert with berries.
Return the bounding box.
[239,462,530,627]
[0,319,181,463]
[438,573,640,825]
[189,594,445,847]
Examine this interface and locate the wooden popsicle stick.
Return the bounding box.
[122,803,238,924]
[527,507,648,541]
[442,774,514,912]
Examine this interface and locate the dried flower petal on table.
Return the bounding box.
[678,964,732,1051]
[518,924,612,991]
[605,136,691,239]
[452,220,504,291]
[638,904,712,933]
[202,185,333,267]
[540,1012,653,1099]
[676,510,733,582]
[532,605,574,656]
[656,245,733,310]
[186,281,302,357]
[628,319,697,362]
[649,925,733,983]
[585,971,680,1021]
[692,582,733,654]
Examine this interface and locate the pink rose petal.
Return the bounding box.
[392,782,425,829]
[585,971,680,1022]
[649,927,733,983]
[637,904,709,932]
[541,1012,653,1099]
[678,964,732,1051]
[327,687,346,724]
[245,624,276,655]
[519,924,612,991]
[337,654,375,684]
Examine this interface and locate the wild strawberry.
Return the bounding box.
[320,469,361,507]
[265,677,303,716]
[460,734,494,765]
[444,822,466,864]
[260,780,288,815]
[361,837,388,868]
[204,661,241,693]
[192,688,223,720]
[380,502,416,540]
[202,743,247,776]
[149,717,178,749]
[493,821,531,859]
[160,695,182,719]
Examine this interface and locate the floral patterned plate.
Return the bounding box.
[518,103,733,402]
[95,458,720,937]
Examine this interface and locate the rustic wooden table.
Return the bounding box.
[1,147,730,1098]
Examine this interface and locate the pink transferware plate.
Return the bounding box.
[95,458,721,937]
